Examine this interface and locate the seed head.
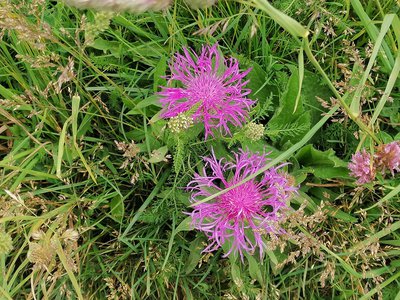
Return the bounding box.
[0,230,13,255]
[244,122,264,142]
[168,113,193,134]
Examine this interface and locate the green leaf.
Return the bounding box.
[153,56,167,93]
[295,145,347,168]
[127,95,162,115]
[246,254,264,284]
[301,71,333,127]
[71,95,80,141]
[230,262,242,290]
[148,146,168,164]
[376,132,393,144]
[267,67,311,146]
[246,61,276,103]
[313,167,350,179]
[91,38,125,58]
[295,145,349,179]
[240,141,281,159]
[350,0,394,72]
[109,195,124,223]
[173,137,185,174]
[350,14,396,117]
[185,236,205,275]
[175,216,193,233]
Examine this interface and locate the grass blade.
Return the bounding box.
[350,14,395,117]
[251,0,309,38]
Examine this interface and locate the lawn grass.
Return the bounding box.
[0,0,400,299]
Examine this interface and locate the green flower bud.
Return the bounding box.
[244,122,264,142]
[168,114,193,134]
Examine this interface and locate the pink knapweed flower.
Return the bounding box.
[348,149,375,184]
[188,149,297,259]
[375,141,400,176]
[159,44,253,138]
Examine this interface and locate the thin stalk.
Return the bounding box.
[303,39,380,144]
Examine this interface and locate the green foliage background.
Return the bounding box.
[0,0,399,299]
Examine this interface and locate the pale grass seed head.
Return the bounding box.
[319,261,336,288]
[0,1,53,51]
[28,240,57,270]
[115,140,140,169]
[104,277,131,300]
[53,57,75,94]
[193,19,229,36]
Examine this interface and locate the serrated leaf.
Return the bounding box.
[267,114,310,143]
[173,138,185,174]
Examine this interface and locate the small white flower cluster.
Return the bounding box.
[244,122,265,142]
[168,113,193,134]
[63,0,170,12]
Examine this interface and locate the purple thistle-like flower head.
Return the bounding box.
[159,44,254,138]
[375,141,400,176]
[348,149,376,184]
[187,149,297,259]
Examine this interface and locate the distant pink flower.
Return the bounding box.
[159,44,253,138]
[348,149,375,184]
[187,149,297,259]
[375,141,400,176]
